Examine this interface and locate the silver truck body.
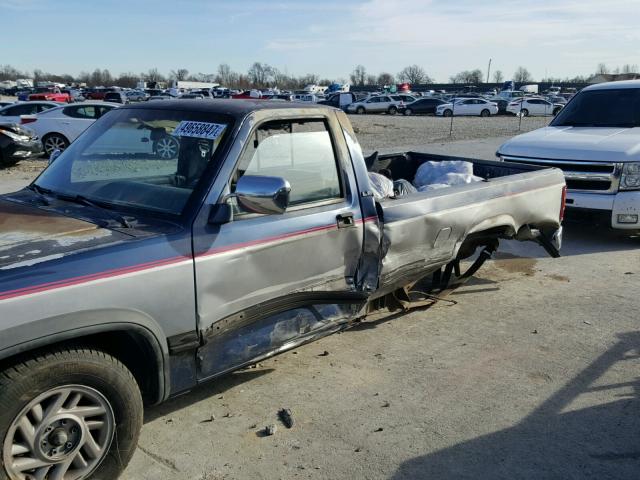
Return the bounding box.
[0,101,565,403]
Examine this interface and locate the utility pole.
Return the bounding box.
[486,58,492,83]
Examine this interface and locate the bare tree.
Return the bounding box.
[493,70,504,83]
[513,66,533,83]
[145,68,165,83]
[596,63,609,75]
[621,64,638,74]
[365,74,377,85]
[450,69,483,84]
[377,72,395,86]
[350,65,367,86]
[170,68,189,81]
[247,62,274,86]
[398,65,431,84]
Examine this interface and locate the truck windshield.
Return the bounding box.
[34,108,233,215]
[551,88,640,128]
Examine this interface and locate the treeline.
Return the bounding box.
[1,62,635,89]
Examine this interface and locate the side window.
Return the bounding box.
[233,119,342,211]
[98,106,115,117]
[37,104,53,113]
[63,106,97,119]
[5,104,33,116]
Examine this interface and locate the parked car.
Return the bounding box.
[346,95,401,114]
[0,122,43,167]
[0,100,565,480]
[22,102,119,155]
[0,101,14,108]
[436,98,498,117]
[390,94,418,105]
[506,97,563,116]
[103,91,129,104]
[317,92,357,109]
[125,90,148,102]
[497,79,640,231]
[180,93,205,99]
[28,87,71,103]
[0,101,62,124]
[399,98,446,115]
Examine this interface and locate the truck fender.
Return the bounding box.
[0,308,171,404]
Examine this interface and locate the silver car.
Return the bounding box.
[347,95,401,114]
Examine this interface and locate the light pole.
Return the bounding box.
[486,58,492,84]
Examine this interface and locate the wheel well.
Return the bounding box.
[0,330,163,405]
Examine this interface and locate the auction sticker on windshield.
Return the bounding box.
[173,121,226,140]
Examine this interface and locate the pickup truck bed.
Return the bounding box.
[369,152,565,296]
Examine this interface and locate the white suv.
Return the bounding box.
[497,80,640,230]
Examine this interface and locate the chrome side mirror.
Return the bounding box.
[48,149,62,165]
[235,175,291,215]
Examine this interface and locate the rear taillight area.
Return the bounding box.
[560,185,567,222]
[20,117,37,125]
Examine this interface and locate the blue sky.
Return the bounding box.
[1,0,639,82]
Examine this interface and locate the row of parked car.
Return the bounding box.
[0,101,120,165]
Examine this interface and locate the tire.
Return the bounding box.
[520,109,529,117]
[42,134,70,157]
[403,108,413,116]
[356,106,365,115]
[480,109,490,118]
[553,107,561,116]
[443,109,453,117]
[387,106,398,115]
[153,135,179,160]
[0,348,142,480]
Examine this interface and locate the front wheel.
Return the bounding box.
[42,134,69,157]
[0,348,143,480]
[356,106,365,114]
[387,106,397,115]
[443,109,453,117]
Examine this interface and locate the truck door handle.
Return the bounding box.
[336,212,355,228]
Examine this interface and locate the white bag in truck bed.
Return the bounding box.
[413,160,483,191]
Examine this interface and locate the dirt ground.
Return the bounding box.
[1,116,638,480]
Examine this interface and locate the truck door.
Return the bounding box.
[192,115,366,380]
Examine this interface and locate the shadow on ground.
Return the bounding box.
[390,331,640,480]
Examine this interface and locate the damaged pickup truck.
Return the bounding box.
[0,101,565,480]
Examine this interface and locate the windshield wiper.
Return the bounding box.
[57,194,133,229]
[26,184,51,206]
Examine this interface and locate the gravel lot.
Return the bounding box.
[0,112,638,480]
[349,113,551,153]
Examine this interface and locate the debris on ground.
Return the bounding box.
[374,427,384,432]
[318,351,330,356]
[531,329,538,334]
[381,401,390,408]
[263,424,277,436]
[583,320,592,325]
[200,415,215,423]
[278,408,294,429]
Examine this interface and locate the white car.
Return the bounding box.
[506,97,563,117]
[22,102,119,156]
[0,101,61,124]
[436,98,498,117]
[346,95,402,114]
